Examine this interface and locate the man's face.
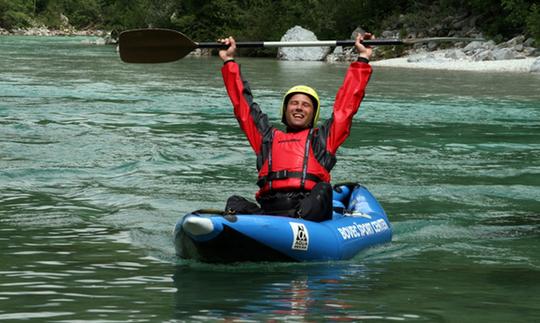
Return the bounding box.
[285,93,314,130]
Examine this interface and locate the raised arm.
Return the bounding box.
[325,33,374,154]
[220,37,272,155]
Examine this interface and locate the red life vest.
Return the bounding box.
[256,128,331,197]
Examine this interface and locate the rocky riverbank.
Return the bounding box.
[372,54,540,73]
[0,26,116,44]
[3,24,539,73]
[371,36,540,73]
[279,25,540,73]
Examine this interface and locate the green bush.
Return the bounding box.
[0,0,33,29]
[526,4,540,43]
[1,10,31,29]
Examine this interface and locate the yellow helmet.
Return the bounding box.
[281,85,320,127]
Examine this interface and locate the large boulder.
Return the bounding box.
[492,48,516,60]
[472,50,494,61]
[445,49,468,60]
[277,26,331,61]
[463,40,495,55]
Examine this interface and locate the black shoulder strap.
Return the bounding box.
[267,129,275,191]
[300,128,314,190]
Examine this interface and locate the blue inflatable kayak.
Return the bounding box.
[173,184,392,263]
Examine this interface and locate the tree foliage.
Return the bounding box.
[1,0,538,43]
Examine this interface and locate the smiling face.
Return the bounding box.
[284,93,315,130]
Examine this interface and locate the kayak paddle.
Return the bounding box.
[119,28,483,64]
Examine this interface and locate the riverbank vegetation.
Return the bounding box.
[2,0,539,45]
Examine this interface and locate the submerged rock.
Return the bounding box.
[277,26,331,61]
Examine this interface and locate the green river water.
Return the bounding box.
[1,36,539,322]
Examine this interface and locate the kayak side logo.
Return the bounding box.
[290,222,309,251]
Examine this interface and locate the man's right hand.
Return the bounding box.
[219,36,236,62]
[355,33,374,60]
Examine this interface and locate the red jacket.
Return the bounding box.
[222,60,372,198]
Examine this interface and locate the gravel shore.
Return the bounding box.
[372,55,539,73]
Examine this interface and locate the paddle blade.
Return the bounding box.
[119,29,197,63]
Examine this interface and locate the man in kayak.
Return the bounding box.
[219,33,373,222]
